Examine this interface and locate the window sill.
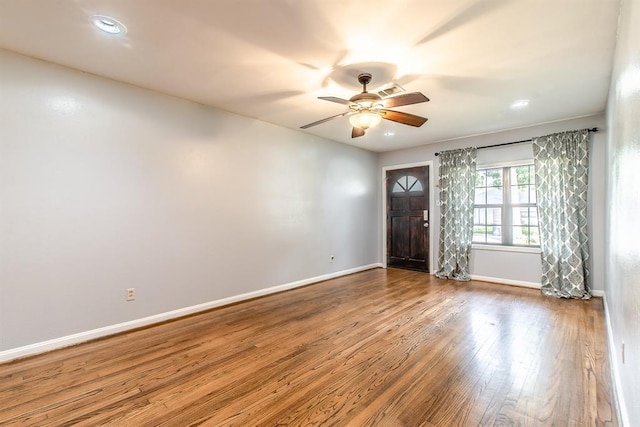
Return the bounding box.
[472,244,541,254]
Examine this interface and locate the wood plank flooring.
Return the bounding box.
[0,268,618,426]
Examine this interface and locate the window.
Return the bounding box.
[392,175,423,193]
[473,164,539,246]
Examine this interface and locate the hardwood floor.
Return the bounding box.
[0,268,618,426]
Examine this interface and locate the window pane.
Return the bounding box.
[530,207,539,226]
[407,176,418,190]
[530,166,536,184]
[473,226,487,243]
[512,166,531,185]
[475,188,485,204]
[530,186,537,203]
[511,185,529,204]
[474,208,487,225]
[486,169,502,187]
[512,207,530,226]
[475,170,486,187]
[512,226,530,245]
[529,226,540,245]
[487,208,501,226]
[487,187,503,204]
[486,226,502,244]
[512,225,540,246]
[392,182,403,193]
[510,167,518,185]
[411,180,423,192]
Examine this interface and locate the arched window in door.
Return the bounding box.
[392,175,424,193]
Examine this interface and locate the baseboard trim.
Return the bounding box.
[0,263,383,364]
[469,275,604,297]
[602,293,630,427]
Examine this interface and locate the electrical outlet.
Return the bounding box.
[330,255,335,263]
[622,341,625,364]
[126,288,136,301]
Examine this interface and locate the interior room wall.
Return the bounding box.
[379,114,606,291]
[605,0,640,424]
[0,49,380,355]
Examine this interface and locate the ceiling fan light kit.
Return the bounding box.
[349,111,381,129]
[301,73,429,138]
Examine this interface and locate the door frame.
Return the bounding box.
[382,161,435,272]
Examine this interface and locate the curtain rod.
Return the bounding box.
[434,127,599,156]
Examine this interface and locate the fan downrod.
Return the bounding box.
[357,73,372,91]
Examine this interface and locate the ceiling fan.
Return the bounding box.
[300,73,429,138]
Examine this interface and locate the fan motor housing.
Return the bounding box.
[349,92,382,106]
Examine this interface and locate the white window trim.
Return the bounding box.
[472,243,541,254]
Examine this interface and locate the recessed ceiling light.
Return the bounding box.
[384,131,396,137]
[510,99,529,109]
[90,15,127,35]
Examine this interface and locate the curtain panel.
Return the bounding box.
[435,147,477,281]
[532,129,590,299]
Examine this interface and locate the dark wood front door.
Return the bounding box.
[386,166,429,272]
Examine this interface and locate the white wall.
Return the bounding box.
[379,114,607,291]
[605,0,640,424]
[0,49,379,354]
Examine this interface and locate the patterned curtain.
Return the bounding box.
[435,147,477,281]
[532,129,590,299]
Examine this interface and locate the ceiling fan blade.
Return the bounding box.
[300,111,352,129]
[381,92,429,108]
[352,127,366,138]
[379,109,428,127]
[318,96,352,105]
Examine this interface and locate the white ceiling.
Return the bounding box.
[0,0,620,152]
